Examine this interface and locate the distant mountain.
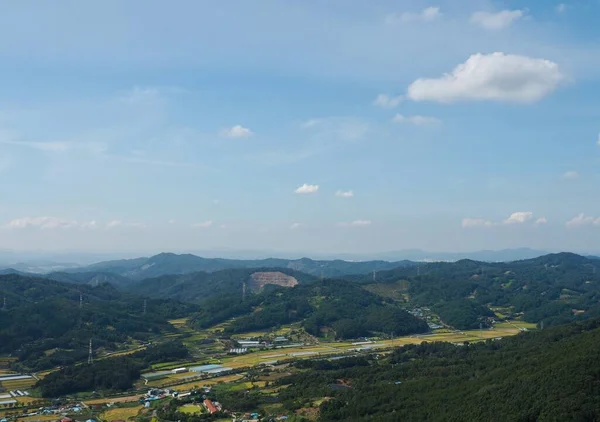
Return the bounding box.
[360,247,550,262]
[348,252,600,329]
[67,252,416,281]
[124,267,317,303]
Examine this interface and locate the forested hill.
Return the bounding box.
[351,252,600,329]
[278,318,600,421]
[123,267,317,303]
[0,274,198,371]
[189,279,429,339]
[64,252,416,281]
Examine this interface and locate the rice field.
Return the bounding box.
[100,404,143,421]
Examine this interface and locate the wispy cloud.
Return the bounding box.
[566,213,600,228]
[562,170,579,180]
[392,114,440,125]
[106,220,147,229]
[555,3,566,13]
[386,7,441,24]
[295,183,319,194]
[302,117,368,142]
[338,220,372,227]
[470,10,524,30]
[0,139,107,154]
[220,125,254,138]
[3,216,97,230]
[290,222,302,230]
[462,212,542,228]
[335,190,354,198]
[192,220,213,228]
[373,94,403,108]
[407,53,564,103]
[461,218,494,228]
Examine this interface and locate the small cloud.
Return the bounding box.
[192,220,213,228]
[392,114,440,125]
[220,125,253,138]
[461,218,494,228]
[407,53,564,103]
[566,213,600,228]
[470,10,524,30]
[535,217,548,225]
[373,94,403,108]
[562,171,579,180]
[386,7,441,24]
[219,224,227,229]
[556,3,566,13]
[504,211,533,225]
[212,199,221,205]
[290,223,302,230]
[106,220,146,229]
[295,184,319,194]
[338,220,372,227]
[335,190,354,198]
[4,216,79,230]
[167,219,176,224]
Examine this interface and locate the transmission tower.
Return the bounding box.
[79,292,83,309]
[373,271,377,282]
[143,299,147,315]
[242,281,247,301]
[1,296,5,311]
[87,338,93,364]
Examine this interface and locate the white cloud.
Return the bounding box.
[290,222,302,230]
[295,183,319,194]
[407,53,564,103]
[562,171,579,180]
[106,220,146,229]
[338,220,372,227]
[220,125,253,138]
[556,4,566,13]
[470,10,524,30]
[392,114,440,125]
[0,139,106,154]
[463,212,541,228]
[167,219,176,224]
[3,216,97,230]
[504,211,533,225]
[192,220,213,228]
[373,94,403,108]
[566,213,600,228]
[386,7,441,24]
[335,190,354,198]
[219,224,227,229]
[461,218,494,228]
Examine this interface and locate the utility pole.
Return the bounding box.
[373,271,377,282]
[87,339,93,364]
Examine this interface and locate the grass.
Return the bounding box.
[100,404,143,421]
[178,404,204,414]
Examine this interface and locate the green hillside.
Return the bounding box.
[278,318,600,421]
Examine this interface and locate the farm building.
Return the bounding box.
[203,399,217,414]
[170,367,188,374]
[189,364,232,374]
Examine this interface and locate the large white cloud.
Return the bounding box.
[462,211,544,228]
[407,53,564,103]
[470,10,524,30]
[295,183,319,194]
[220,125,253,138]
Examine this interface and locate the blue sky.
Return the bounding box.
[0,0,599,255]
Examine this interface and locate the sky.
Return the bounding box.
[0,0,599,256]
